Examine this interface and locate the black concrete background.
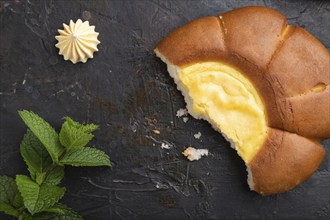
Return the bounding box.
[0,0,329,219]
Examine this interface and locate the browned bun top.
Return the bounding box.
[156,16,226,66]
[266,27,330,138]
[249,128,326,196]
[220,6,287,69]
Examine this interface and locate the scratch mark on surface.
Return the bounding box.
[145,135,175,148]
[0,82,17,96]
[166,86,177,128]
[151,7,160,24]
[183,208,193,220]
[185,164,190,186]
[80,204,111,216]
[49,89,65,98]
[48,81,81,98]
[22,73,28,85]
[262,0,269,7]
[149,0,174,15]
[86,100,91,123]
[83,177,160,192]
[24,18,47,39]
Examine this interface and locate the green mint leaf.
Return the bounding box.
[23,212,55,220]
[64,116,99,133]
[59,120,94,149]
[0,176,19,205]
[44,207,66,215]
[12,192,24,209]
[28,203,82,220]
[23,211,61,220]
[36,172,46,185]
[20,214,35,220]
[0,176,23,217]
[20,129,65,186]
[43,166,65,185]
[44,203,82,220]
[0,201,20,217]
[20,129,53,180]
[18,110,64,163]
[60,147,111,167]
[16,175,65,215]
[52,212,83,220]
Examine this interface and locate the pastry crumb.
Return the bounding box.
[176,108,188,117]
[182,146,208,161]
[182,117,189,123]
[161,143,170,149]
[194,132,201,139]
[153,129,160,135]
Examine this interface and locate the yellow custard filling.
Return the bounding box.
[178,62,268,162]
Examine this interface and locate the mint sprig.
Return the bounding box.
[18,111,65,163]
[0,110,111,219]
[16,175,66,215]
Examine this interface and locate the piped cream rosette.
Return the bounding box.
[55,19,100,64]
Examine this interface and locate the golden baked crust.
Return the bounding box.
[156,16,227,66]
[248,128,326,196]
[220,6,287,69]
[266,27,330,138]
[155,6,330,195]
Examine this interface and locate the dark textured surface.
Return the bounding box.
[0,0,329,219]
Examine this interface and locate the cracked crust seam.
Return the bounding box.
[264,24,295,73]
[217,15,227,50]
